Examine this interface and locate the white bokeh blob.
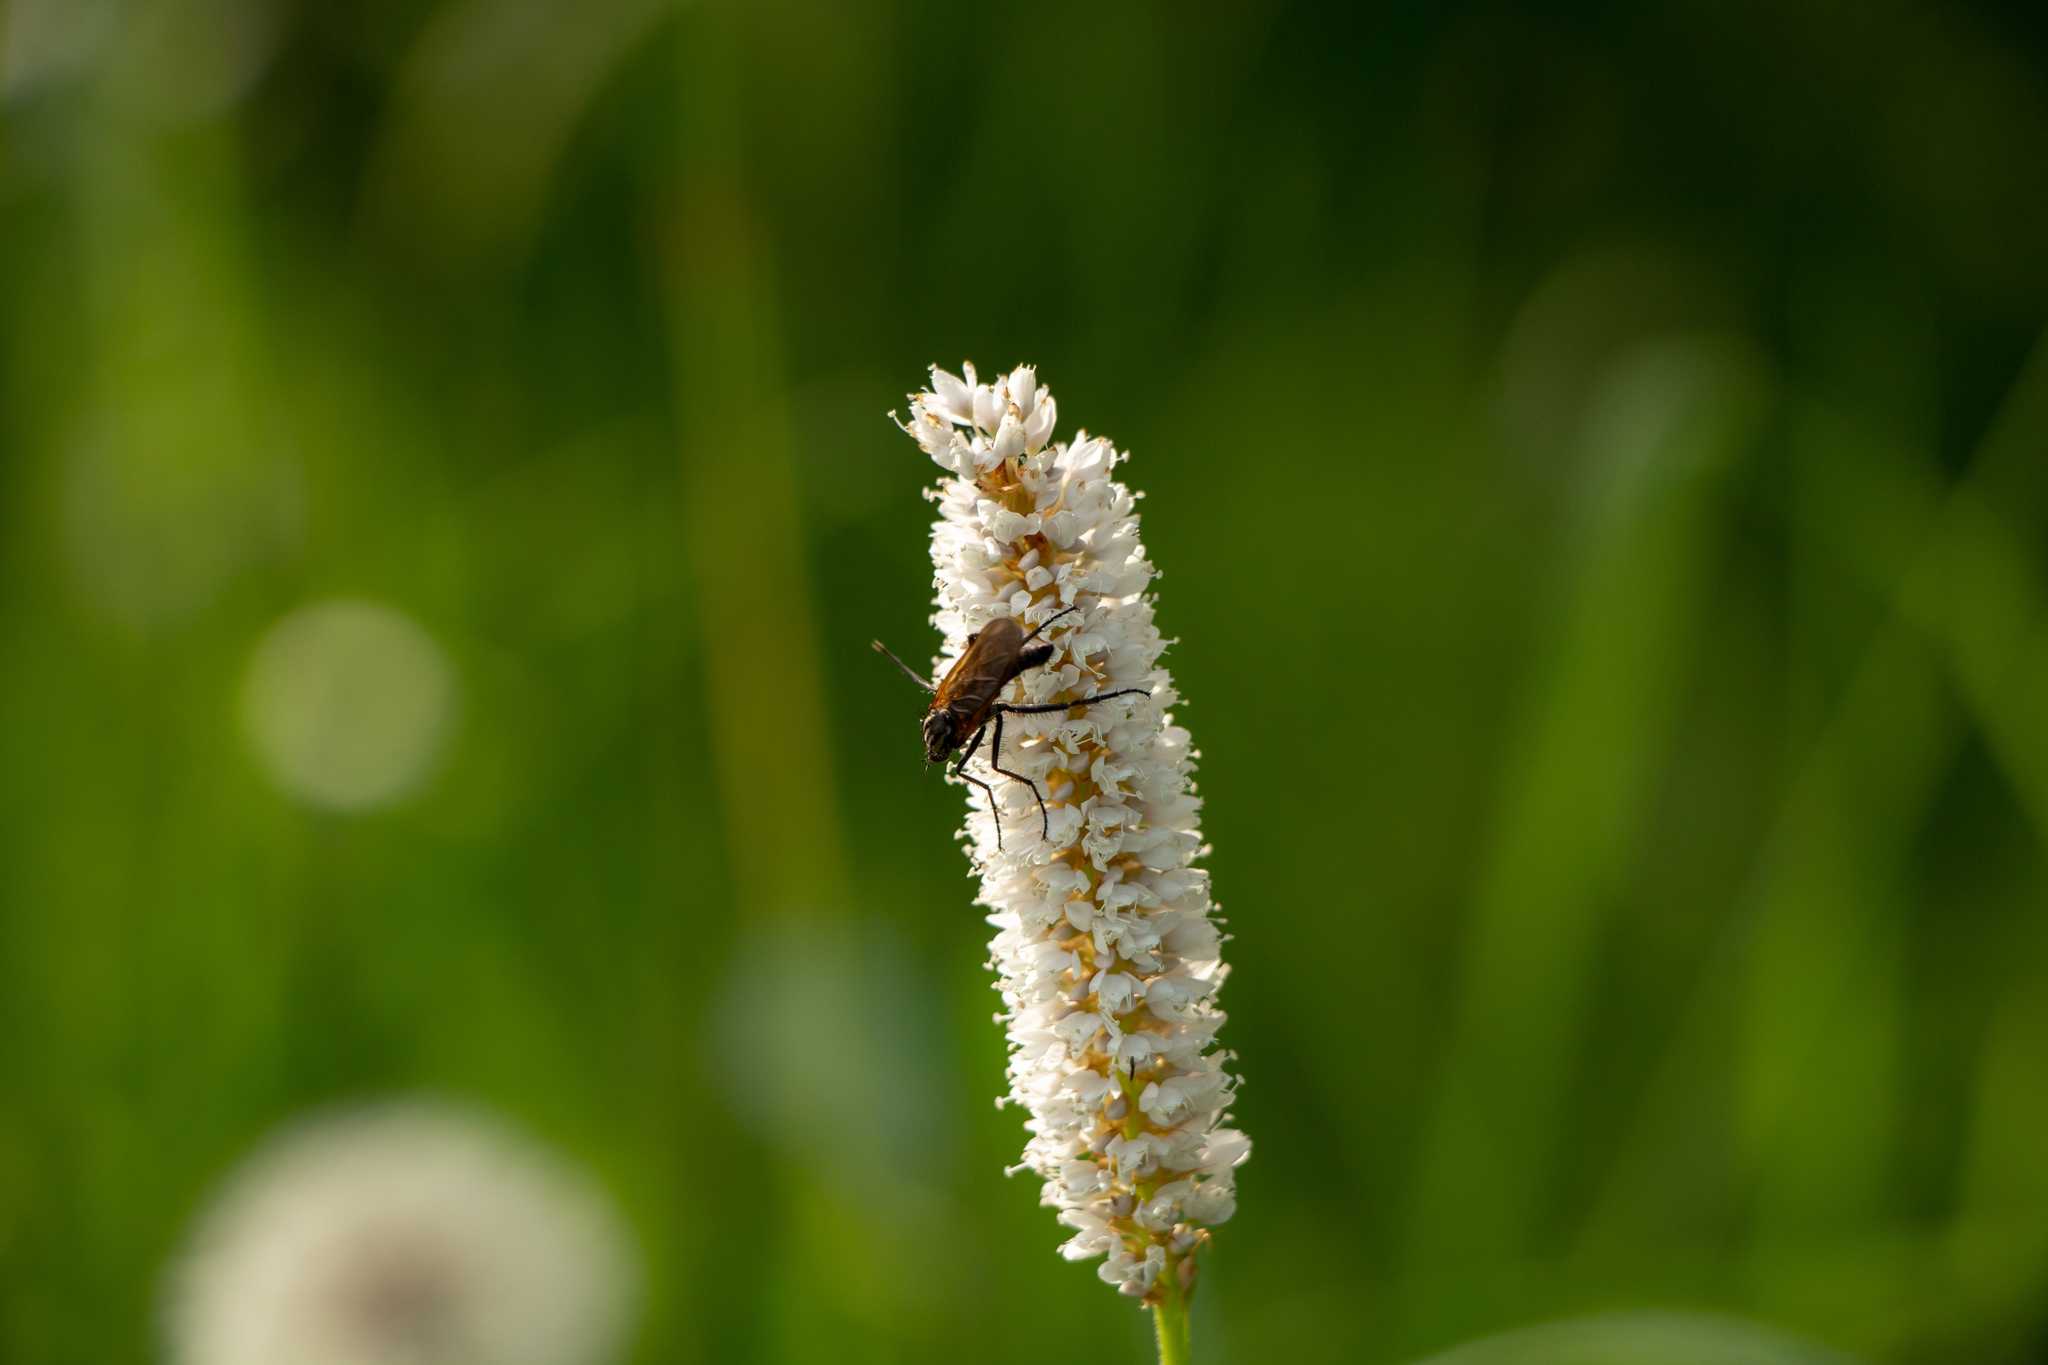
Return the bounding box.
[164,1098,642,1365]
[241,599,457,812]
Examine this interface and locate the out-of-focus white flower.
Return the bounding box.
[239,599,459,814]
[164,1098,641,1365]
[895,364,1248,1305]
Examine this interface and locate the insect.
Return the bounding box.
[873,605,1152,850]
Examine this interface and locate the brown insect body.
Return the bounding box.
[922,617,1054,762]
[874,606,1152,851]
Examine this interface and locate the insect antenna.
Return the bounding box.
[871,639,938,692]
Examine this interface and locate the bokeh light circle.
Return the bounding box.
[164,1097,642,1365]
[240,599,457,813]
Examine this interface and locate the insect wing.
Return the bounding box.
[935,616,1025,722]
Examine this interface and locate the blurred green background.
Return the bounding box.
[3,0,2048,1361]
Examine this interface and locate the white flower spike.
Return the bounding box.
[896,364,1248,1331]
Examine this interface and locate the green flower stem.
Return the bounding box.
[1153,1284,1191,1365]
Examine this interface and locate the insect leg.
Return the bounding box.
[1020,604,1080,644]
[987,707,1052,843]
[1074,687,1152,709]
[995,685,1151,718]
[958,772,1001,849]
[952,721,986,770]
[952,723,1005,850]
